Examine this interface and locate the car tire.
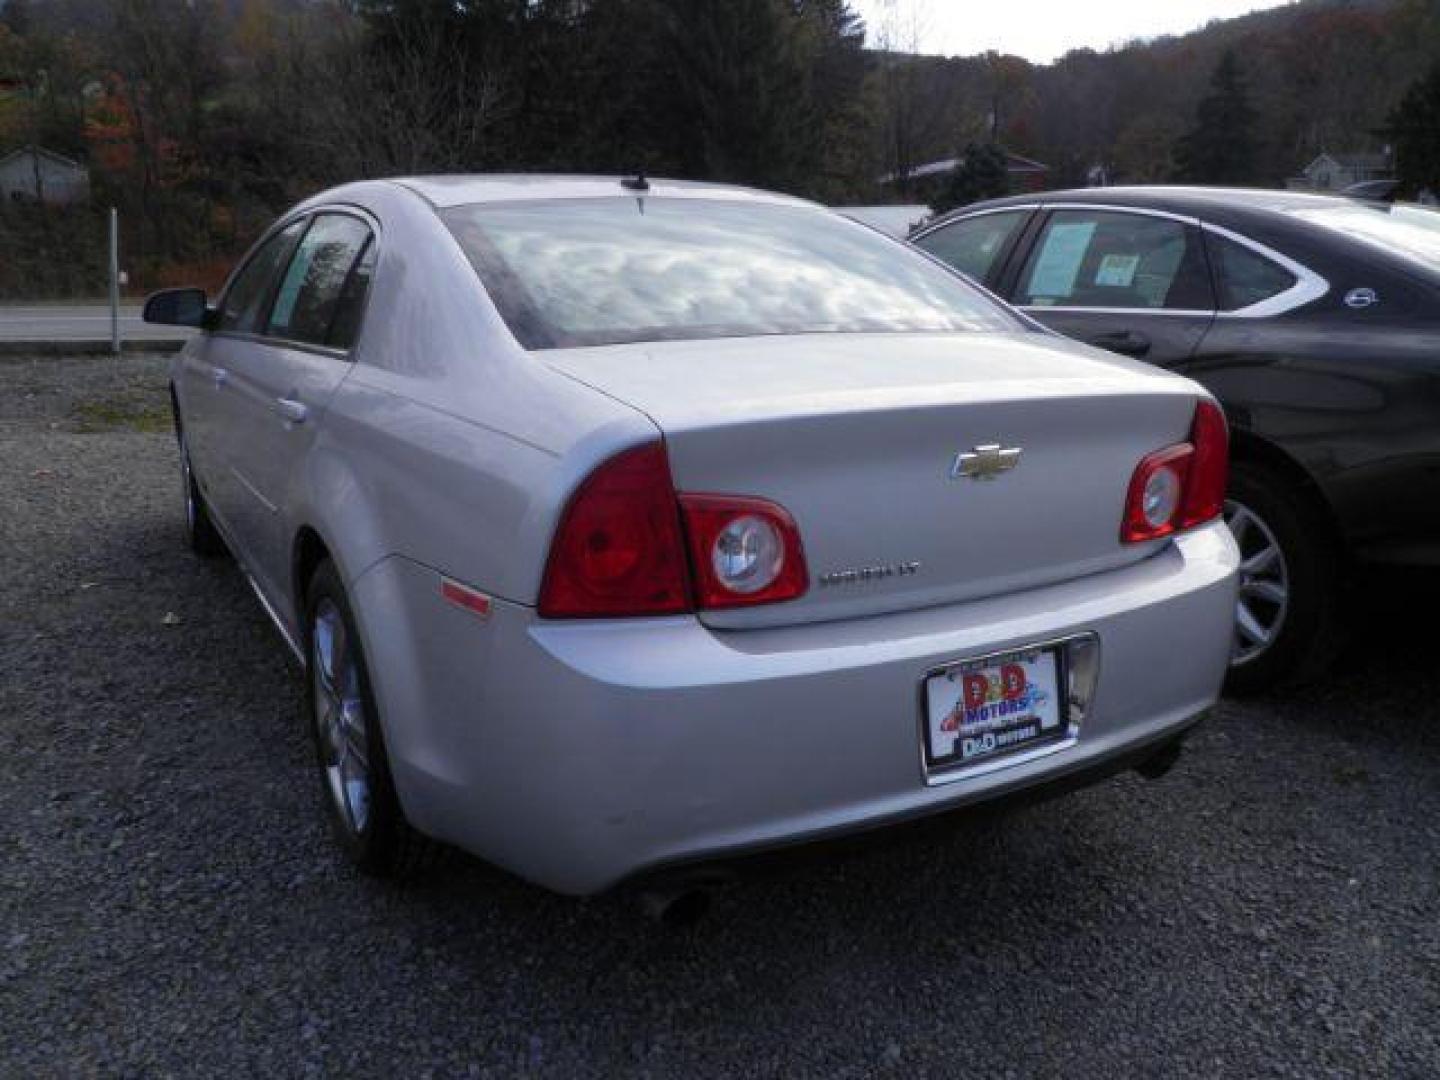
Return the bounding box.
[179,432,227,558]
[304,559,435,878]
[1222,461,1343,696]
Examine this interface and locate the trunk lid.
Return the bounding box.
[543,331,1202,628]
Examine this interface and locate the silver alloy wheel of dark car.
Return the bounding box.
[311,598,372,836]
[1224,498,1291,666]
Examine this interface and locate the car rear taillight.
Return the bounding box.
[679,495,809,609]
[538,443,692,618]
[1178,398,1228,528]
[538,443,809,617]
[1121,399,1229,544]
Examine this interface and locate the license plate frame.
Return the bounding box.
[920,641,1075,778]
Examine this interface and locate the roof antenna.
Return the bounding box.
[621,171,650,193]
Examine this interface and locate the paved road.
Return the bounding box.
[0,303,192,343]
[3,354,1439,1078]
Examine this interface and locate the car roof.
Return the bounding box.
[386,173,819,211]
[941,185,1373,226]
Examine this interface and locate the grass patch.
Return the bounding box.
[71,397,173,434]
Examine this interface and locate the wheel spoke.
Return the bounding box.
[1241,544,1280,576]
[340,704,369,770]
[1242,579,1286,605]
[1236,601,1271,646]
[311,597,372,838]
[1226,506,1253,547]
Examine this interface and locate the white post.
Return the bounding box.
[108,207,120,356]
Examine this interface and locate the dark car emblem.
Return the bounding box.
[950,444,1022,481]
[1344,288,1379,310]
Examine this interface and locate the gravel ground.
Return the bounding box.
[3,354,1439,1078]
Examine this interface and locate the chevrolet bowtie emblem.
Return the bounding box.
[949,444,1022,481]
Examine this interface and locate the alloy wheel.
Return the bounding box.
[311,599,372,836]
[1224,498,1290,666]
[180,438,196,534]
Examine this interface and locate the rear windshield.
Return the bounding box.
[441,198,1018,349]
[1290,203,1440,271]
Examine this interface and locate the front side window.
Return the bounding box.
[1016,210,1213,311]
[266,213,374,348]
[441,198,1019,350]
[913,211,1026,283]
[217,220,306,334]
[1208,234,1296,311]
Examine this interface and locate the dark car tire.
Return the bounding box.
[179,432,227,558]
[304,559,435,878]
[1222,461,1343,696]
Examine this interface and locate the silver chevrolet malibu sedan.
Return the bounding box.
[145,175,1239,895]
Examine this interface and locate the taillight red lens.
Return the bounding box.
[1177,398,1228,529]
[538,444,811,617]
[1121,398,1230,544]
[537,443,692,618]
[679,494,809,609]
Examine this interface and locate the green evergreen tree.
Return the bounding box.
[1386,61,1440,196]
[932,142,1009,214]
[1174,50,1257,184]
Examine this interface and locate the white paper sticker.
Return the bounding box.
[1095,253,1141,287]
[1025,221,1096,300]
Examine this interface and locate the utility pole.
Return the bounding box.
[108,207,120,356]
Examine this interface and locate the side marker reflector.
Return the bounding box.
[441,578,492,619]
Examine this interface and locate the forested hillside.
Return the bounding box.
[1,0,1438,298]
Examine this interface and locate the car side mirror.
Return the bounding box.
[143,287,211,329]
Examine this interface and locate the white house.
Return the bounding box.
[0,146,91,205]
[1287,151,1392,193]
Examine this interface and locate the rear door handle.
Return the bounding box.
[275,397,309,424]
[1086,330,1151,358]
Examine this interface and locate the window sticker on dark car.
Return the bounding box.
[1025,221,1096,300]
[1018,210,1212,311]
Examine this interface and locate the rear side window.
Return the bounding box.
[1016,210,1213,311]
[266,214,373,348]
[325,238,377,350]
[218,220,306,334]
[1207,234,1296,311]
[441,198,1019,349]
[913,211,1026,283]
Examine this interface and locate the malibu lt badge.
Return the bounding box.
[950,443,1022,481]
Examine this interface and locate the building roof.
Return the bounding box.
[1304,152,1389,173]
[0,145,86,171]
[881,150,1049,185]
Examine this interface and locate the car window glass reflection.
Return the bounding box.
[914,212,1025,282]
[217,219,307,334]
[443,198,1019,350]
[1018,210,1212,311]
[266,214,373,347]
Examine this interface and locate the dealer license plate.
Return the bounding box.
[923,645,1067,772]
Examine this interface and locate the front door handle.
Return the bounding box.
[275,397,309,424]
[1086,330,1152,358]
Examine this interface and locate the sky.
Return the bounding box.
[849,0,1294,64]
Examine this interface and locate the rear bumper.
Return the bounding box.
[351,521,1238,895]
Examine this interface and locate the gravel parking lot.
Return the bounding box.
[4,354,1439,1078]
